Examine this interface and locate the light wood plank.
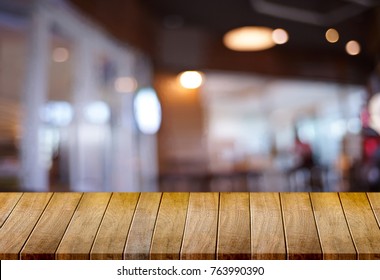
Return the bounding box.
[310,193,356,259]
[91,193,140,260]
[0,193,52,259]
[340,193,380,259]
[150,193,189,260]
[217,192,250,259]
[181,192,219,260]
[124,193,162,260]
[250,193,286,260]
[56,193,111,260]
[0,193,23,227]
[281,193,322,259]
[20,193,83,260]
[367,193,380,228]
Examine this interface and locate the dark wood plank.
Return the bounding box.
[181,192,219,260]
[250,193,286,259]
[281,192,322,259]
[217,192,250,259]
[124,192,162,260]
[0,193,52,259]
[150,193,189,260]
[91,193,140,260]
[367,193,380,228]
[20,193,83,259]
[340,193,380,259]
[310,193,356,260]
[55,193,111,260]
[0,193,23,227]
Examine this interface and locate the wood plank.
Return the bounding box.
[310,193,356,260]
[367,193,380,228]
[150,193,189,260]
[124,192,162,260]
[20,193,83,260]
[250,193,286,260]
[280,193,322,259]
[217,192,250,259]
[55,193,111,260]
[91,193,140,260]
[0,193,23,227]
[339,193,380,259]
[181,192,219,260]
[0,193,52,259]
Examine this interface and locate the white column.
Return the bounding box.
[135,58,159,192]
[69,35,96,192]
[109,51,139,192]
[139,134,159,192]
[20,4,49,191]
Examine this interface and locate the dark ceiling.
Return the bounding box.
[142,0,376,51]
[69,0,380,84]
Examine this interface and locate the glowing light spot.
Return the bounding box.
[346,40,360,56]
[52,47,69,62]
[223,26,275,51]
[114,77,137,93]
[134,88,162,134]
[84,101,110,124]
[325,28,339,43]
[272,28,288,44]
[178,71,204,89]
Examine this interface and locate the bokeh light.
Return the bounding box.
[223,26,275,51]
[272,28,288,45]
[178,71,204,89]
[345,40,360,55]
[325,28,339,43]
[114,77,137,93]
[52,47,69,62]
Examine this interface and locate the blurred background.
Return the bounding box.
[1,0,380,192]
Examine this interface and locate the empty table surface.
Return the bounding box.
[0,192,379,260]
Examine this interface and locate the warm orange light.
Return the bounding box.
[223,26,275,51]
[178,71,203,89]
[52,47,69,62]
[272,28,288,44]
[325,28,339,43]
[345,40,360,55]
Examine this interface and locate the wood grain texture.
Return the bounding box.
[55,193,111,260]
[310,193,356,260]
[181,192,219,260]
[340,193,380,259]
[124,192,162,260]
[250,193,286,260]
[0,192,23,227]
[281,192,322,259]
[91,193,140,260]
[150,193,189,260]
[0,193,52,259]
[20,193,83,260]
[217,192,250,259]
[367,193,380,228]
[1,192,380,260]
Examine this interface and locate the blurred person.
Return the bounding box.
[359,93,380,191]
[293,134,314,170]
[287,133,315,191]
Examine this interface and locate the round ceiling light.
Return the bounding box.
[325,28,339,43]
[272,28,288,45]
[346,40,361,56]
[223,26,275,51]
[178,71,204,89]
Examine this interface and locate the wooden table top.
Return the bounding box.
[0,192,379,260]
